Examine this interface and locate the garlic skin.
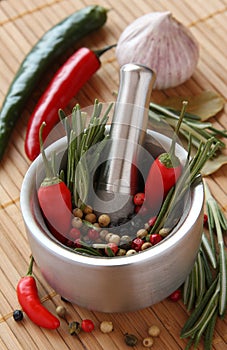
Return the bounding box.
[116,12,199,90]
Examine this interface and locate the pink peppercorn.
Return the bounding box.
[131,237,144,251]
[88,228,100,241]
[150,233,162,245]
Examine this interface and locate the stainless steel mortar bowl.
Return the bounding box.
[20,130,204,313]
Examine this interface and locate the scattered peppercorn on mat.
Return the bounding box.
[0,0,227,349]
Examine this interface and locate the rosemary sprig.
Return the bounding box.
[59,100,113,208]
[181,182,227,349]
[149,102,226,156]
[150,137,219,234]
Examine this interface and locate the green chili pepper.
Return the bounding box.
[0,5,107,161]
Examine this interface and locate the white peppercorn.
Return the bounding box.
[100,321,114,333]
[136,228,148,239]
[142,337,154,347]
[109,234,121,245]
[148,325,161,337]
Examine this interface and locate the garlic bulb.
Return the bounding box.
[116,12,199,90]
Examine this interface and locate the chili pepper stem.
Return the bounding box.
[94,44,117,58]
[39,122,53,179]
[169,100,188,158]
[26,255,34,276]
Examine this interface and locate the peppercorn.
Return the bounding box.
[169,289,181,301]
[131,237,144,251]
[98,214,111,227]
[73,208,83,218]
[150,233,162,245]
[136,228,148,239]
[124,333,138,346]
[117,248,127,256]
[99,229,109,240]
[81,319,95,332]
[13,309,23,322]
[133,192,145,206]
[105,232,113,242]
[71,216,83,228]
[83,205,93,215]
[120,235,131,248]
[56,305,67,319]
[88,228,100,240]
[126,249,137,256]
[142,337,154,347]
[100,320,114,333]
[69,321,81,335]
[108,234,121,245]
[159,227,170,237]
[68,227,81,240]
[141,242,152,251]
[93,223,101,231]
[85,213,97,223]
[148,325,160,337]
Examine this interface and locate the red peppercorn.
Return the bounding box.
[68,227,81,240]
[169,289,181,302]
[105,242,118,256]
[81,319,95,332]
[131,237,144,252]
[148,216,157,227]
[88,228,99,241]
[150,233,162,245]
[133,192,145,206]
[74,238,82,248]
[203,213,208,226]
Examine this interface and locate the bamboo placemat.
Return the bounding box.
[0,0,227,349]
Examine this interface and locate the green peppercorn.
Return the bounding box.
[124,333,138,346]
[69,321,81,335]
[13,309,23,321]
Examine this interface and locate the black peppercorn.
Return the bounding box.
[13,309,23,322]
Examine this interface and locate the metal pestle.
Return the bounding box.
[94,63,156,222]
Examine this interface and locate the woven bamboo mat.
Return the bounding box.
[0,0,227,349]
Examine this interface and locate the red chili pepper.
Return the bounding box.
[17,256,60,329]
[144,101,188,215]
[37,123,72,242]
[25,44,116,161]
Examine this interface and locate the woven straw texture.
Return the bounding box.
[0,0,227,349]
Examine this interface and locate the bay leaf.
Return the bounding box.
[201,154,227,176]
[160,91,225,121]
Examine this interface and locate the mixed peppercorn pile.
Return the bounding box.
[63,192,165,257]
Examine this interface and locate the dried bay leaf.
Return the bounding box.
[201,154,227,176]
[161,91,225,121]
